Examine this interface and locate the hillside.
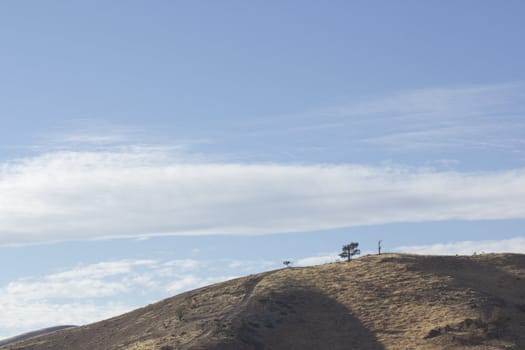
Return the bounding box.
[3,253,525,350]
[0,326,76,348]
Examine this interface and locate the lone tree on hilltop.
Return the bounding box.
[339,242,360,261]
[283,260,292,268]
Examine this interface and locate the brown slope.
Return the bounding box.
[4,253,525,350]
[0,326,76,348]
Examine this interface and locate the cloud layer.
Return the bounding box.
[0,257,239,339]
[1,147,525,245]
[337,82,525,152]
[395,236,525,255]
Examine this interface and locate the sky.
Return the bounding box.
[1,0,524,339]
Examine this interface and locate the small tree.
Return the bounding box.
[339,242,360,261]
[283,260,292,268]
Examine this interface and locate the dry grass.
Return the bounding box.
[4,253,525,350]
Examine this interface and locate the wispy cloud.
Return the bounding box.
[338,82,525,120]
[326,82,525,152]
[232,82,525,162]
[226,259,275,271]
[4,260,159,302]
[295,253,340,266]
[0,259,154,338]
[41,120,139,147]
[0,300,129,337]
[1,147,525,245]
[362,122,525,151]
[394,236,525,255]
[59,133,130,145]
[0,257,245,338]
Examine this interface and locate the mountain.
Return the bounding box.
[3,253,525,349]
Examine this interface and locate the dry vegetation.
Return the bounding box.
[3,253,525,349]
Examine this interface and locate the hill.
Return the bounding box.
[3,253,525,349]
[0,326,76,348]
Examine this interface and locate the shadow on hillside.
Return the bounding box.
[211,288,386,350]
[405,254,525,347]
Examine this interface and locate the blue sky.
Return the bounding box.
[1,0,525,339]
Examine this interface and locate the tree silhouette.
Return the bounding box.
[283,260,292,268]
[339,242,360,261]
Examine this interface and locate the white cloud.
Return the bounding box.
[2,259,160,302]
[227,259,275,270]
[0,259,162,339]
[48,260,157,280]
[296,253,340,266]
[1,148,525,245]
[0,257,247,338]
[394,236,525,255]
[6,279,128,301]
[294,249,377,266]
[0,299,129,332]
[163,259,201,271]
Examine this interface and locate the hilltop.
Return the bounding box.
[3,253,525,350]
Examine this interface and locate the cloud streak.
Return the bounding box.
[330,82,525,152]
[394,237,525,255]
[1,147,525,245]
[0,257,249,339]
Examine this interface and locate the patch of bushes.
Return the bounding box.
[424,306,510,345]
